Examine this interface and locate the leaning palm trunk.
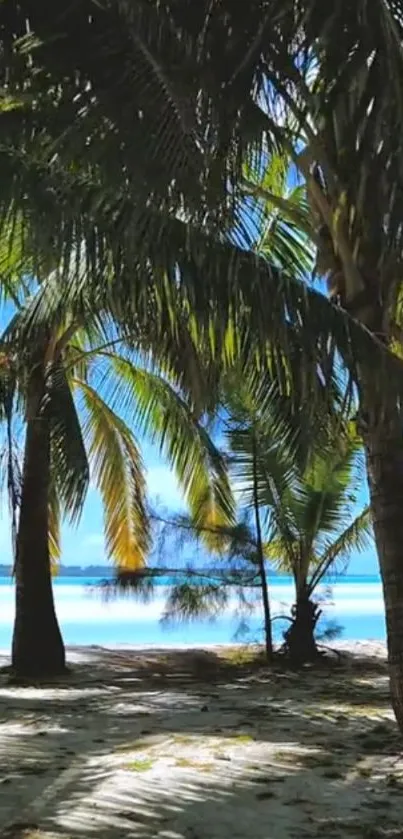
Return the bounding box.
[11,368,66,679]
[363,401,403,730]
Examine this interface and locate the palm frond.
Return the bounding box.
[290,432,363,554]
[0,135,401,417]
[95,353,235,539]
[228,423,294,513]
[242,150,316,280]
[265,423,368,589]
[264,534,299,573]
[47,363,90,524]
[308,507,373,592]
[77,379,150,570]
[48,482,61,570]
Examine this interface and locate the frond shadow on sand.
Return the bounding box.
[0,645,401,839]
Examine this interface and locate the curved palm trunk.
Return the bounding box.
[11,370,66,679]
[364,406,403,731]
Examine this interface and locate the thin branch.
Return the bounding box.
[151,512,257,548]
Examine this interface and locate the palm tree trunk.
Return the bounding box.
[364,405,403,731]
[11,369,66,679]
[252,435,273,661]
[285,586,319,663]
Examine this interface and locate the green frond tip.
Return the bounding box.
[309,506,373,591]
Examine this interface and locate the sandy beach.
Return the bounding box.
[0,641,401,839]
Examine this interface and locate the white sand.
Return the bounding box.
[0,641,402,839]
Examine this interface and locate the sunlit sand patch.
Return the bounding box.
[0,642,401,839]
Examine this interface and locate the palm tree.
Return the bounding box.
[146,376,363,662]
[219,369,361,662]
[238,8,403,708]
[3,0,403,722]
[220,388,294,660]
[265,441,372,662]
[3,274,234,679]
[8,333,150,678]
[101,164,329,660]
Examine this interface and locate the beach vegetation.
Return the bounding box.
[1,283,233,679]
[138,403,370,664]
[1,1,403,727]
[266,435,372,662]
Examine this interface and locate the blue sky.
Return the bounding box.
[57,448,377,573]
[0,437,185,567]
[6,443,369,573]
[59,441,186,566]
[0,429,377,573]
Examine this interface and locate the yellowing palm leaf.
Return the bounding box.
[190,492,233,553]
[77,379,150,570]
[48,482,61,572]
[96,354,235,539]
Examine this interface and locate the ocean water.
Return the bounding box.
[0,575,386,649]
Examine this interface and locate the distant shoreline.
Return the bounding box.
[0,565,112,578]
[0,568,381,580]
[0,567,381,579]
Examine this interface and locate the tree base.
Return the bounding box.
[282,642,320,666]
[11,618,67,682]
[8,666,70,687]
[282,598,321,664]
[10,658,68,682]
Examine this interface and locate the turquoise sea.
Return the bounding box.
[0,575,386,648]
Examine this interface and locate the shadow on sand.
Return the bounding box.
[0,647,401,839]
